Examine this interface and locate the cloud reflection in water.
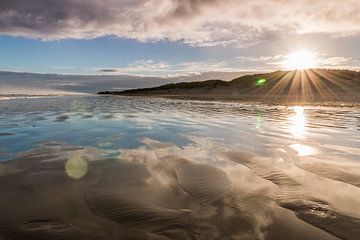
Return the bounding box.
[0,96,359,239]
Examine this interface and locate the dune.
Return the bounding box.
[99,69,360,105]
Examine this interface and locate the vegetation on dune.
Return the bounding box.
[98,69,360,103]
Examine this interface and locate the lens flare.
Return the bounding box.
[65,156,88,179]
[255,78,267,86]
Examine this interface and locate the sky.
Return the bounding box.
[0,0,360,77]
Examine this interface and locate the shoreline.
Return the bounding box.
[98,93,360,108]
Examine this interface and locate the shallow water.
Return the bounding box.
[0,96,359,239]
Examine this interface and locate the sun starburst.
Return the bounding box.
[283,50,317,70]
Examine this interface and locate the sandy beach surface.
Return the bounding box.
[0,96,359,239]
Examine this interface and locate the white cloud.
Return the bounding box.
[235,55,284,63]
[318,56,353,66]
[97,59,251,77]
[97,52,359,77]
[0,0,360,46]
[235,52,359,70]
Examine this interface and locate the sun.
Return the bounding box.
[283,50,317,70]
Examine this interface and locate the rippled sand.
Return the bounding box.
[0,96,359,239]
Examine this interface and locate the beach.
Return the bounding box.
[0,95,359,239]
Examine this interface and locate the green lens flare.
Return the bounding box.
[255,78,267,86]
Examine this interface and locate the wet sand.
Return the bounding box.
[0,96,359,239]
[1,140,359,239]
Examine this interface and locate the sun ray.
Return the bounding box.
[306,69,335,101]
[311,69,353,101]
[247,48,356,104]
[264,71,296,101]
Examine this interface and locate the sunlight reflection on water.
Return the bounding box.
[291,143,318,156]
[289,106,306,139]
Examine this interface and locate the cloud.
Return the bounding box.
[96,59,248,77]
[0,0,359,46]
[235,53,359,70]
[235,55,284,63]
[318,56,353,66]
[99,69,120,73]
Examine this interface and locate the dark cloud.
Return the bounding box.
[165,0,223,19]
[0,0,121,38]
[99,69,119,73]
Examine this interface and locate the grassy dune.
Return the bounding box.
[99,69,360,105]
